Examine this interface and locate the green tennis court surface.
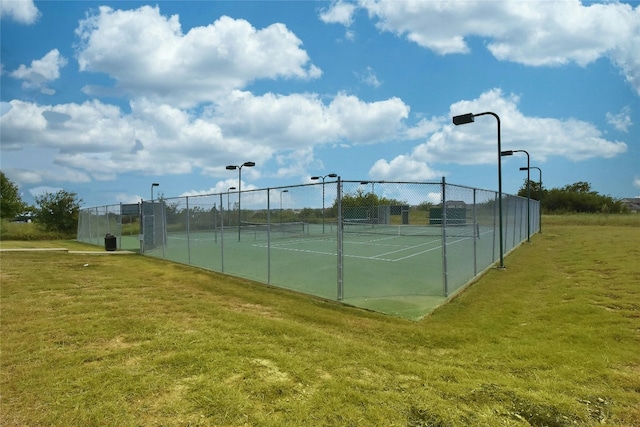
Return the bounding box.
[143,223,496,319]
[80,180,538,319]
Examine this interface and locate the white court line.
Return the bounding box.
[253,235,474,262]
[252,243,341,258]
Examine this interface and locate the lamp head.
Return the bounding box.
[500,150,514,156]
[226,165,237,170]
[152,183,159,187]
[243,161,256,167]
[452,113,475,125]
[229,186,236,190]
[519,167,529,171]
[310,176,320,180]
[328,173,338,178]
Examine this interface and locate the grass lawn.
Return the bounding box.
[1,215,639,426]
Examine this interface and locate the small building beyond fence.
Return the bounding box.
[78,179,539,319]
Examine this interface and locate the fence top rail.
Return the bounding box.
[80,180,536,212]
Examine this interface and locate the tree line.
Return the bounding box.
[1,171,82,236]
[1,171,632,239]
[517,180,628,213]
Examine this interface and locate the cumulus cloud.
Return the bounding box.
[371,89,627,181]
[0,0,40,24]
[319,1,357,26]
[29,186,63,198]
[606,107,633,132]
[322,0,640,95]
[10,49,67,94]
[440,89,626,163]
[75,6,322,107]
[0,89,411,184]
[212,90,409,147]
[369,155,444,181]
[356,66,382,88]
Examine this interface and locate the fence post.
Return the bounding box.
[161,199,166,259]
[220,194,225,272]
[139,201,144,254]
[473,189,477,275]
[337,177,344,301]
[267,189,272,284]
[118,203,123,250]
[441,177,449,297]
[186,196,191,265]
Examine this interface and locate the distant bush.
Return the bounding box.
[34,190,82,234]
[518,180,627,214]
[541,213,640,227]
[0,220,73,241]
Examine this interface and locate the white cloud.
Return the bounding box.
[10,49,67,94]
[337,0,640,95]
[356,66,381,88]
[319,1,357,26]
[1,82,626,192]
[369,155,443,181]
[29,186,64,198]
[373,88,628,181]
[0,88,411,184]
[634,177,640,189]
[404,117,442,140]
[75,6,321,107]
[606,106,633,132]
[440,89,627,163]
[213,90,409,147]
[0,0,40,24]
[326,93,409,143]
[4,168,44,185]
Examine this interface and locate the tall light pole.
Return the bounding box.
[521,166,542,234]
[280,189,289,223]
[226,161,255,241]
[150,182,159,202]
[227,186,236,227]
[502,149,530,242]
[453,112,505,269]
[311,173,337,233]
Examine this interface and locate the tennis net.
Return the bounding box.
[240,221,308,238]
[342,219,480,238]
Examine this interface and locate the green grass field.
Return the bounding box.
[1,215,639,426]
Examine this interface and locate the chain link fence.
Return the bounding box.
[78,179,539,319]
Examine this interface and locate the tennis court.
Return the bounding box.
[142,220,497,318]
[78,180,538,319]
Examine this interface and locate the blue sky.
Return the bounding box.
[1,0,639,208]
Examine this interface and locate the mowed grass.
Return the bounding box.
[1,215,639,426]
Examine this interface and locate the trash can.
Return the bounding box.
[104,233,117,251]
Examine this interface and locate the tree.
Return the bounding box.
[0,171,26,219]
[517,179,544,201]
[534,181,624,213]
[34,190,83,234]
